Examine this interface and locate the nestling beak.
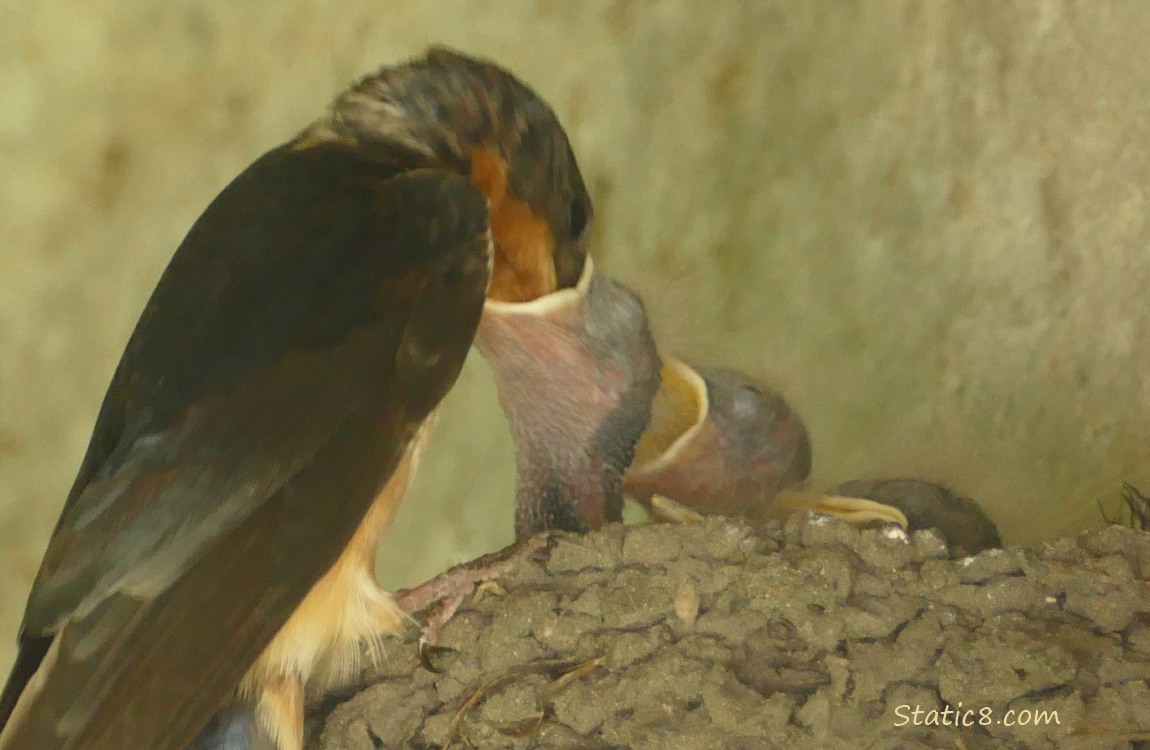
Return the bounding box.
[827,478,1001,557]
[624,360,909,528]
[625,359,812,519]
[477,258,661,538]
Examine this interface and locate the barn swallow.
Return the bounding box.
[828,478,1001,557]
[626,359,811,518]
[0,47,592,750]
[476,258,661,538]
[624,359,908,528]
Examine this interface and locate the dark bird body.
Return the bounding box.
[0,48,592,750]
[828,478,1001,557]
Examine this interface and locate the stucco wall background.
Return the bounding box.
[2,0,1149,677]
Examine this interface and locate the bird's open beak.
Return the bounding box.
[481,259,907,534]
[624,359,909,529]
[477,258,662,538]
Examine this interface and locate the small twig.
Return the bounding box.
[443,656,603,748]
[1066,722,1150,739]
[1098,483,1150,531]
[540,656,604,704]
[1121,483,1150,531]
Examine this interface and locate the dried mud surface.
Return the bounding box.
[308,517,1150,750]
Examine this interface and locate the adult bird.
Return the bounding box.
[0,47,592,750]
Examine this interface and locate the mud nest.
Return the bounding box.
[307,517,1150,749]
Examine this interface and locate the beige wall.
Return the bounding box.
[3,0,1150,675]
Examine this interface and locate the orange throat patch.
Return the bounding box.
[469,148,558,302]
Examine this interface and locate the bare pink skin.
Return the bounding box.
[476,259,661,538]
[387,260,659,666]
[625,360,811,521]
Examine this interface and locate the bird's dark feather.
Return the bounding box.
[0,141,490,750]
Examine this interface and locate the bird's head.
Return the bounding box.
[476,260,662,537]
[309,46,591,302]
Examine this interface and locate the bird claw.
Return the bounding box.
[395,533,553,672]
[471,580,508,603]
[418,639,455,673]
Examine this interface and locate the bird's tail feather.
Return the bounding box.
[0,636,53,746]
[186,704,280,750]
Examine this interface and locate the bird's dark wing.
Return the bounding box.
[0,141,490,750]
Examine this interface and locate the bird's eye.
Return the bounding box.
[569,199,589,239]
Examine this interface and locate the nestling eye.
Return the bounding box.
[569,199,589,239]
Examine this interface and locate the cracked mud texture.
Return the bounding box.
[308,517,1150,750]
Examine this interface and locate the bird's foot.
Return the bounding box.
[394,533,552,671]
